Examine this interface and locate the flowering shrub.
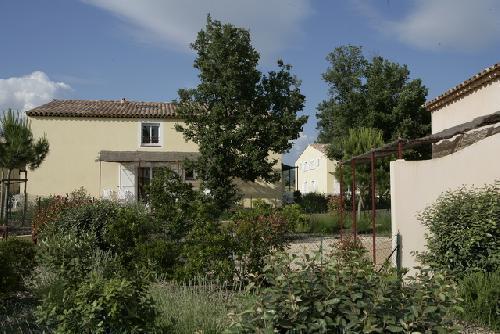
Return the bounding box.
[31,188,92,242]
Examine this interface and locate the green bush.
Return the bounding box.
[178,202,295,282]
[228,251,461,333]
[231,203,294,279]
[147,168,216,239]
[179,220,236,281]
[0,238,36,298]
[34,250,161,333]
[419,183,500,277]
[296,192,329,213]
[458,270,500,330]
[33,200,165,333]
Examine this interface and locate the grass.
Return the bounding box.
[151,277,248,334]
[457,270,500,331]
[0,294,48,334]
[296,210,392,236]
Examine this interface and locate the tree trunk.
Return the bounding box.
[5,169,12,229]
[0,169,4,222]
[357,194,363,220]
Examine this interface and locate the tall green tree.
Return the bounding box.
[175,16,307,212]
[317,45,430,158]
[333,127,386,216]
[0,110,49,223]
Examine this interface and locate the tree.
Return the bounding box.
[317,45,430,158]
[175,16,307,212]
[332,127,386,217]
[0,110,49,224]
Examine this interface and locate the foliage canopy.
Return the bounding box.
[175,16,307,211]
[316,45,430,151]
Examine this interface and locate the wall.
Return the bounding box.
[28,117,197,198]
[390,134,500,270]
[431,80,500,133]
[28,117,283,206]
[295,146,338,195]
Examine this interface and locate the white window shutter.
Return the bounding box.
[119,164,136,202]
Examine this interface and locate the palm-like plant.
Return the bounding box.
[0,109,49,226]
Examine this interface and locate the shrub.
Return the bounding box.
[327,194,343,214]
[179,220,236,281]
[419,183,500,277]
[147,168,216,239]
[228,251,461,333]
[231,204,294,279]
[296,192,329,213]
[31,188,92,242]
[34,250,161,333]
[281,203,307,230]
[0,238,36,298]
[458,270,500,330]
[177,203,295,282]
[33,200,165,332]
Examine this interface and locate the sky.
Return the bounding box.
[1,0,499,164]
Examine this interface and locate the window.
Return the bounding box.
[310,159,315,170]
[184,166,196,181]
[304,161,308,171]
[316,158,320,167]
[311,180,316,192]
[303,181,308,193]
[141,123,160,146]
[138,167,165,200]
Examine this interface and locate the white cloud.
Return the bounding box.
[284,131,314,165]
[83,0,312,58]
[0,71,71,112]
[354,0,500,52]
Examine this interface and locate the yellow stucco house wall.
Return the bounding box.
[26,99,283,206]
[295,144,339,195]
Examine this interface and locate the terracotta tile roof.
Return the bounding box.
[425,63,500,112]
[26,99,177,119]
[310,143,329,155]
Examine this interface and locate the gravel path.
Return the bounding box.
[287,235,393,265]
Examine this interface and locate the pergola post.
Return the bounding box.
[351,159,357,239]
[339,163,344,240]
[397,139,403,159]
[370,152,377,264]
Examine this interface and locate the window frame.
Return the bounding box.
[140,122,161,147]
[184,166,197,181]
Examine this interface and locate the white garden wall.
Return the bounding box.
[390,133,500,271]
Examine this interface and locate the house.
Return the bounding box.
[25,99,283,206]
[390,63,500,270]
[295,144,340,195]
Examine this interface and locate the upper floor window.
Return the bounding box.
[316,158,320,167]
[141,123,160,146]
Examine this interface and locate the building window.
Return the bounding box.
[141,123,160,146]
[184,166,196,181]
[138,167,164,200]
[316,158,320,167]
[311,180,316,192]
[303,181,308,193]
[310,159,315,170]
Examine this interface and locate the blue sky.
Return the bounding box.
[1,0,499,164]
